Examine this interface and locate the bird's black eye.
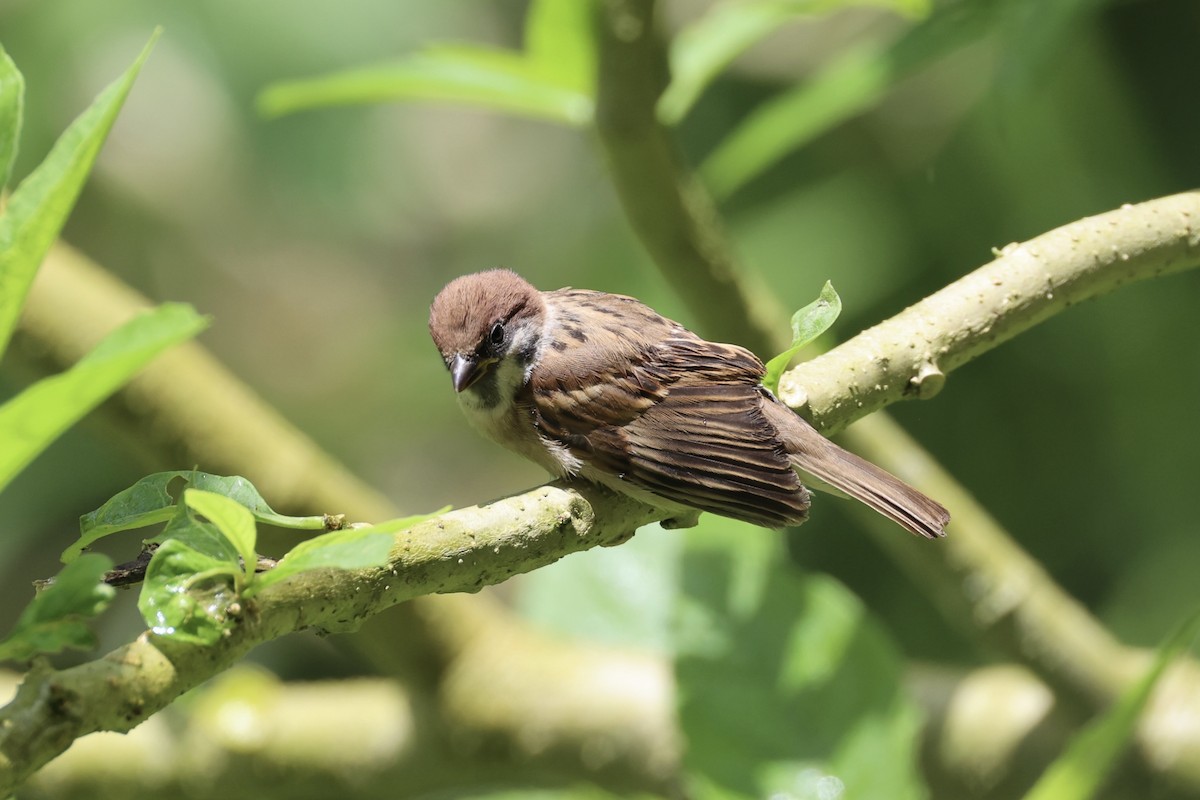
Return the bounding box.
[488,321,506,348]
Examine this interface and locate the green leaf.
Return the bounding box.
[524,0,597,92]
[675,519,924,800]
[0,554,115,662]
[257,44,592,126]
[0,303,208,498]
[138,510,242,645]
[0,44,24,193]
[249,507,449,595]
[659,0,929,125]
[68,470,330,563]
[701,3,995,198]
[184,489,258,584]
[1022,610,1200,800]
[0,29,159,362]
[763,281,841,393]
[516,524,681,653]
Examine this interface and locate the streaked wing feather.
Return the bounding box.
[528,298,809,528]
[583,385,809,527]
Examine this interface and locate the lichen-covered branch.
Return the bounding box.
[783,192,1200,432]
[0,482,665,795]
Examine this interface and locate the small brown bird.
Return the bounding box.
[429,270,949,538]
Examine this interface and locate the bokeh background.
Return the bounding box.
[2,0,1199,791]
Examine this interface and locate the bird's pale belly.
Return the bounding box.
[457,393,581,478]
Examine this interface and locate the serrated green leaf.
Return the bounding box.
[659,0,930,125]
[0,554,115,662]
[138,514,242,646]
[248,507,449,595]
[0,44,24,193]
[763,281,840,393]
[702,2,993,197]
[68,470,329,563]
[1022,610,1200,800]
[525,0,597,92]
[0,303,208,498]
[184,489,258,584]
[257,45,592,126]
[0,29,159,362]
[676,519,924,800]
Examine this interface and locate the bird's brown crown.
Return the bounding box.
[428,269,544,358]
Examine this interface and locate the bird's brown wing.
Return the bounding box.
[528,291,809,527]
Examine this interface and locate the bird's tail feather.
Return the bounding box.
[762,400,949,539]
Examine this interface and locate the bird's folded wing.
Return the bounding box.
[528,329,809,527]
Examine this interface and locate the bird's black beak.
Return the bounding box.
[450,353,485,393]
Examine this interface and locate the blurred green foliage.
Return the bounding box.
[1022,611,1200,800]
[0,554,114,661]
[2,0,1199,795]
[0,31,208,660]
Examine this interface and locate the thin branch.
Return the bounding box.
[100,548,279,589]
[785,193,1200,432]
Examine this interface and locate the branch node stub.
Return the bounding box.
[776,372,810,415]
[907,362,946,399]
[565,493,596,535]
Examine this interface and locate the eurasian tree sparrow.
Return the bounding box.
[429,270,949,538]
